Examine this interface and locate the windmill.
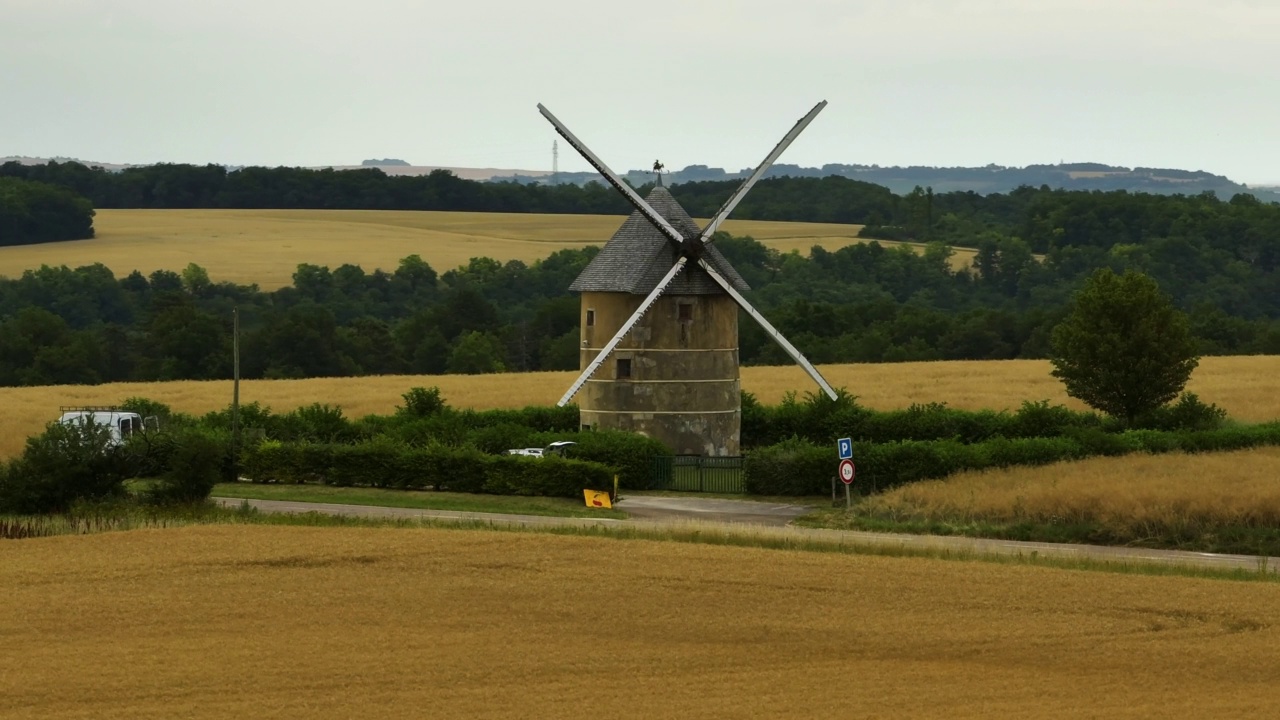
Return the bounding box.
[538,101,837,456]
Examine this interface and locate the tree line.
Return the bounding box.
[4,159,1277,265]
[0,158,1276,387]
[0,226,1276,387]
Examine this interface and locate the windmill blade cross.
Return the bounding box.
[537,103,685,253]
[696,259,837,400]
[698,100,828,243]
[556,258,691,407]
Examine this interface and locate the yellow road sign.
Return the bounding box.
[583,489,612,509]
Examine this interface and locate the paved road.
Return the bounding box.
[213,496,1280,575]
[615,495,814,526]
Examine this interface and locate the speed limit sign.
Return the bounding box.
[838,458,856,485]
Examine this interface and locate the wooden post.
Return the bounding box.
[232,307,241,478]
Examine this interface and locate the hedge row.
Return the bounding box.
[744,423,1280,496]
[242,440,613,498]
[196,400,586,452]
[741,392,1226,448]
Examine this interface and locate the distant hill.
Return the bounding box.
[6,155,1276,202]
[315,164,553,181]
[1,155,136,172]
[495,161,1280,202]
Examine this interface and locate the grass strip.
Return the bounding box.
[5,502,1278,585]
[210,482,628,519]
[794,508,1280,558]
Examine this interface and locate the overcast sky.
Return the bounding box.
[3,0,1277,184]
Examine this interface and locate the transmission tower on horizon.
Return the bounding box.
[552,139,559,184]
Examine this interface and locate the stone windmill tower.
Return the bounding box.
[538,101,837,456]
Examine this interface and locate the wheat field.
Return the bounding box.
[0,356,1274,460]
[860,447,1280,529]
[0,209,973,289]
[1,524,1276,719]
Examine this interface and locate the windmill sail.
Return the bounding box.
[537,103,684,252]
[540,100,838,406]
[696,258,837,399]
[698,101,828,242]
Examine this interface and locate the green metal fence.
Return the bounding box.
[650,455,745,494]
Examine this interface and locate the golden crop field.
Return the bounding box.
[2,525,1277,719]
[0,209,972,289]
[0,355,1274,460]
[860,447,1280,530]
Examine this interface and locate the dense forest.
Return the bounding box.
[0,177,96,246]
[0,159,1276,387]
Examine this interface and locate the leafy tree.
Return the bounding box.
[1049,268,1199,424]
[0,421,135,513]
[0,177,95,246]
[397,386,447,417]
[181,263,212,295]
[145,301,229,379]
[393,254,438,293]
[447,331,506,374]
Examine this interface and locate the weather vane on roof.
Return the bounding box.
[653,160,666,186]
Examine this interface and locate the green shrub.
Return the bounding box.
[376,415,470,447]
[1136,392,1228,432]
[0,422,136,514]
[120,397,175,422]
[466,423,538,455]
[436,445,491,492]
[327,439,407,488]
[1176,426,1276,453]
[491,405,580,433]
[242,441,317,484]
[1065,427,1142,457]
[397,386,448,417]
[743,437,830,496]
[981,436,1084,469]
[529,430,671,490]
[147,430,229,504]
[742,394,1114,448]
[1123,430,1183,454]
[1008,400,1101,438]
[199,401,276,435]
[483,455,612,497]
[857,439,975,491]
[274,403,358,443]
[740,391,767,444]
[242,440,608,498]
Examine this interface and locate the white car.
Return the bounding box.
[505,441,576,458]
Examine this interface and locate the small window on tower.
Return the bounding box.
[586,309,595,327]
[678,302,693,321]
[616,358,632,379]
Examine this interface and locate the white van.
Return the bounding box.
[57,407,157,447]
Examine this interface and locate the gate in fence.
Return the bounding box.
[649,455,745,494]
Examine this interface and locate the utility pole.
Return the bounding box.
[232,307,241,476]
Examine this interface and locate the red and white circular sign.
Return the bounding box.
[838,459,856,485]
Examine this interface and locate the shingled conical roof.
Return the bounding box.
[568,186,750,295]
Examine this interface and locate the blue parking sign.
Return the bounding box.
[837,437,853,460]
